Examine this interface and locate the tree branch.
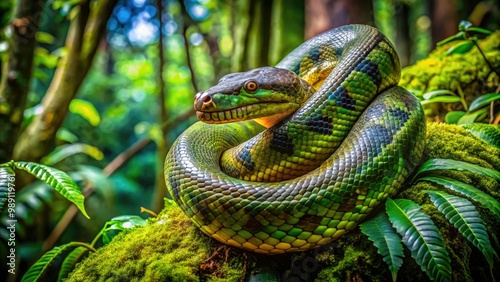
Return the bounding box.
[12,0,118,165]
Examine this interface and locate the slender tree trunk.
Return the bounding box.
[268,0,305,65]
[430,0,459,46]
[305,0,374,39]
[0,0,45,163]
[12,0,118,165]
[395,3,411,67]
[152,0,168,212]
[231,0,275,71]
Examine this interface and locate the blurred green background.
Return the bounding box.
[0,0,498,279]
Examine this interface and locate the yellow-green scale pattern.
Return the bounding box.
[219,34,400,183]
[165,25,426,254]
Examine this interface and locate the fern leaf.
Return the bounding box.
[359,212,404,282]
[425,190,497,267]
[412,158,500,182]
[14,162,89,219]
[57,246,89,282]
[462,123,500,148]
[21,242,94,282]
[386,198,452,282]
[420,176,500,217]
[0,165,15,214]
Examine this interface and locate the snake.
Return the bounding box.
[164,25,427,254]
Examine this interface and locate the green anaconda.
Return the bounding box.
[165,25,426,254]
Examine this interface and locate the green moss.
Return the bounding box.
[400,31,500,121]
[68,123,499,281]
[400,31,500,93]
[67,205,215,282]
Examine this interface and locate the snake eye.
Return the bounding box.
[244,81,259,93]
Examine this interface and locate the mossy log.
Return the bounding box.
[66,123,500,282]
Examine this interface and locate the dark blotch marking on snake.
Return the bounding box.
[355,59,382,87]
[237,149,255,172]
[267,129,295,156]
[328,87,356,111]
[305,114,334,135]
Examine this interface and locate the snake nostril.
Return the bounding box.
[203,95,212,104]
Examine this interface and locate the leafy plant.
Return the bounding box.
[0,160,89,218]
[360,158,500,281]
[386,198,452,281]
[21,242,95,282]
[425,190,497,267]
[415,21,500,124]
[358,213,404,282]
[20,215,148,282]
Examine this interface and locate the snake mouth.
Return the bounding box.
[196,102,293,123]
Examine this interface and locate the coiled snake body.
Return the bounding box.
[165,25,426,254]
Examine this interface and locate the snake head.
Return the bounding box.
[194,67,313,128]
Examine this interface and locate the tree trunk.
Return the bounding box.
[0,0,45,163]
[430,0,459,46]
[305,0,374,39]
[12,0,118,165]
[152,0,168,212]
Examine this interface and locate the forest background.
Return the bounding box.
[0,0,499,280]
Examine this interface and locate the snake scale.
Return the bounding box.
[165,25,426,254]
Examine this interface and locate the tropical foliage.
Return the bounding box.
[0,0,499,281]
[406,21,500,124]
[360,157,500,282]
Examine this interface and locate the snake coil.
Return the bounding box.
[165,25,426,254]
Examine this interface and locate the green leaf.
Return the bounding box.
[421,90,456,100]
[41,143,104,166]
[386,198,451,281]
[462,123,500,148]
[106,215,147,230]
[457,108,489,125]
[73,165,114,192]
[412,158,500,182]
[101,215,147,244]
[437,31,465,46]
[468,93,500,112]
[21,242,94,282]
[419,176,500,218]
[35,31,55,44]
[102,232,111,245]
[420,96,461,105]
[459,20,472,31]
[13,162,90,219]
[56,128,79,143]
[34,47,59,69]
[425,190,497,267]
[466,27,492,35]
[359,213,404,282]
[69,99,101,126]
[0,165,15,214]
[444,111,465,124]
[57,246,89,282]
[14,181,53,226]
[446,40,474,55]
